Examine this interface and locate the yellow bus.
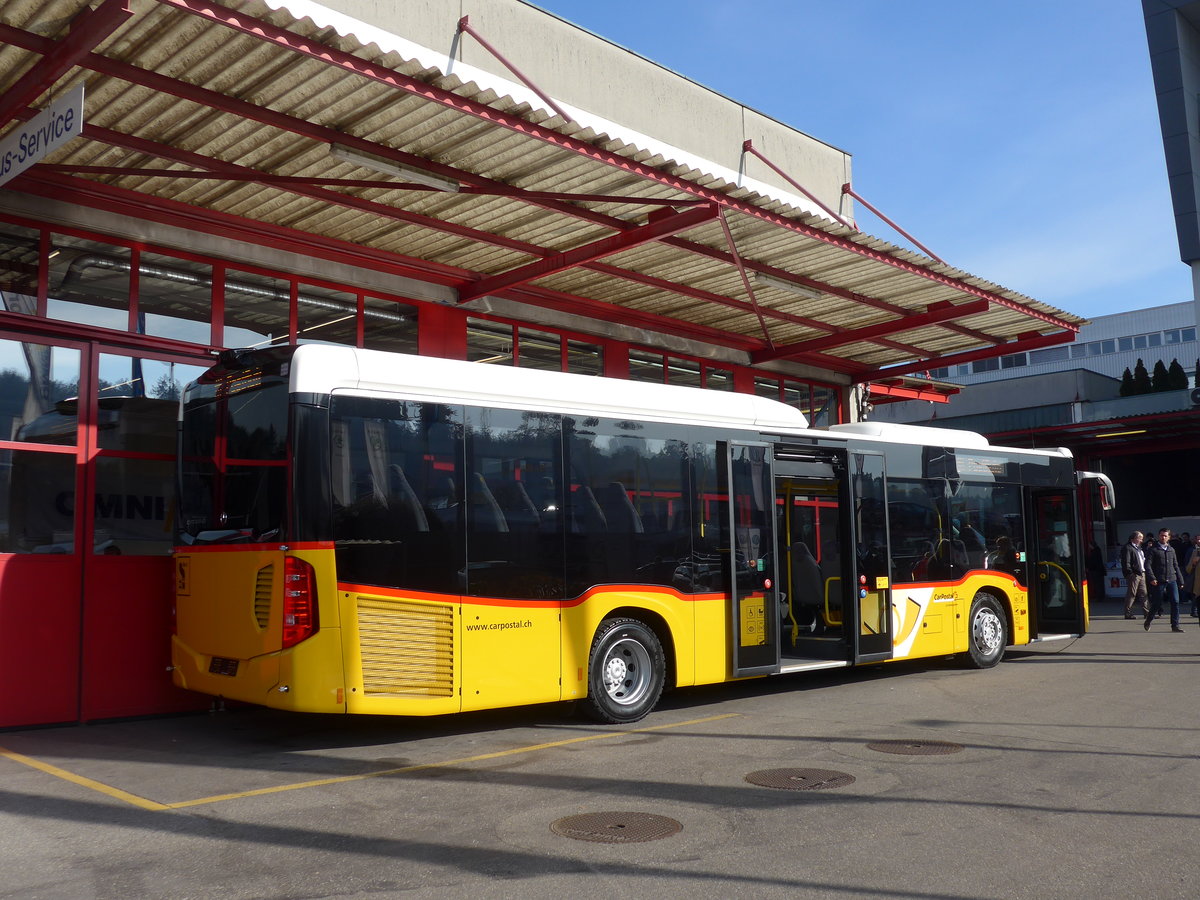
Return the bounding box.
[171,345,1113,723]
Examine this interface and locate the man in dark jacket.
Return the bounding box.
[1120,531,1148,619]
[1144,528,1186,632]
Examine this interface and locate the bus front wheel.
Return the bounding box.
[965,593,1007,669]
[583,618,665,724]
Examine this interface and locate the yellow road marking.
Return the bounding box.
[0,746,168,811]
[1,712,740,811]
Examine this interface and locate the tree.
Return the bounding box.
[1119,367,1135,397]
[151,373,181,401]
[1152,359,1170,392]
[1133,358,1152,394]
[1168,358,1189,390]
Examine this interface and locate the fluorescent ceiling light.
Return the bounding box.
[1094,429,1147,438]
[753,272,822,300]
[329,143,460,192]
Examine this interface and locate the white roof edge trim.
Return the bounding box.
[825,421,1071,459]
[290,345,810,431]
[262,1,844,224]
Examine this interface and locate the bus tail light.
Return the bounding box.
[282,556,319,648]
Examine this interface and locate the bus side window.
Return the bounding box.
[464,407,564,600]
[329,397,464,594]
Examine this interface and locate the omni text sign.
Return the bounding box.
[0,84,85,188]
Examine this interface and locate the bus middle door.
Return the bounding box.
[723,441,780,677]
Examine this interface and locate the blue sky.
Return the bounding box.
[531,0,1189,322]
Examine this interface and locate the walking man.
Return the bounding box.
[1144,528,1186,632]
[1121,530,1148,619]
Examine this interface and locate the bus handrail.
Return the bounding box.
[824,576,843,626]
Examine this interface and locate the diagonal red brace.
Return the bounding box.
[457,16,572,124]
[0,0,132,130]
[742,140,853,229]
[458,204,718,302]
[751,299,988,363]
[857,330,1074,381]
[841,182,944,264]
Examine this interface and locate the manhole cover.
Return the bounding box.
[744,768,856,791]
[867,739,964,756]
[550,811,682,843]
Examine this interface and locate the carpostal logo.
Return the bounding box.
[466,619,534,633]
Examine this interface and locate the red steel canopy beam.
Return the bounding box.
[40,164,706,205]
[12,169,774,355]
[868,382,956,403]
[0,0,132,130]
[860,330,1075,381]
[715,208,776,349]
[54,120,857,353]
[61,119,878,363]
[154,0,1079,334]
[458,204,718,302]
[751,300,988,364]
[76,122,552,257]
[14,169,466,284]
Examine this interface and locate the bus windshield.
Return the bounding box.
[178,374,289,544]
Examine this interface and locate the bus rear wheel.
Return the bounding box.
[583,618,665,724]
[965,592,1007,669]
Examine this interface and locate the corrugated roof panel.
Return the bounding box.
[0,0,1084,381]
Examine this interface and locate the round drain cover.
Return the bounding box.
[744,768,856,791]
[550,811,682,843]
[867,739,964,756]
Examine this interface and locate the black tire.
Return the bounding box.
[583,618,666,724]
[965,592,1007,669]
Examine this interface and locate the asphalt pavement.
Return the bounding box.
[2,597,1197,899]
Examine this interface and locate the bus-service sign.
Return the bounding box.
[0,84,84,188]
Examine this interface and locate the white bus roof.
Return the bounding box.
[289,345,809,432]
[285,345,1072,460]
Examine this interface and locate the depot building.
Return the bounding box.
[0,0,1084,729]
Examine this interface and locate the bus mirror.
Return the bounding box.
[1077,471,1115,512]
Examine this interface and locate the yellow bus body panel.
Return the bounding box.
[692,594,731,685]
[172,546,346,713]
[886,573,1030,664]
[460,601,562,711]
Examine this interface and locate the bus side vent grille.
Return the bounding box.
[254,565,273,630]
[357,597,454,697]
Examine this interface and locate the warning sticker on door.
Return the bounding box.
[740,596,766,646]
[176,557,190,596]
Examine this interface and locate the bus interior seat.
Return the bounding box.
[493,480,541,530]
[467,472,509,533]
[427,475,459,530]
[598,482,644,533]
[570,484,608,534]
[386,464,430,532]
[788,540,824,633]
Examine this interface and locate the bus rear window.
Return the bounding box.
[178,380,289,543]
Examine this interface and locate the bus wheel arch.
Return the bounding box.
[582,615,667,724]
[965,590,1008,669]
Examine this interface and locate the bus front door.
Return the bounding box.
[723,442,780,677]
[1027,488,1086,637]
